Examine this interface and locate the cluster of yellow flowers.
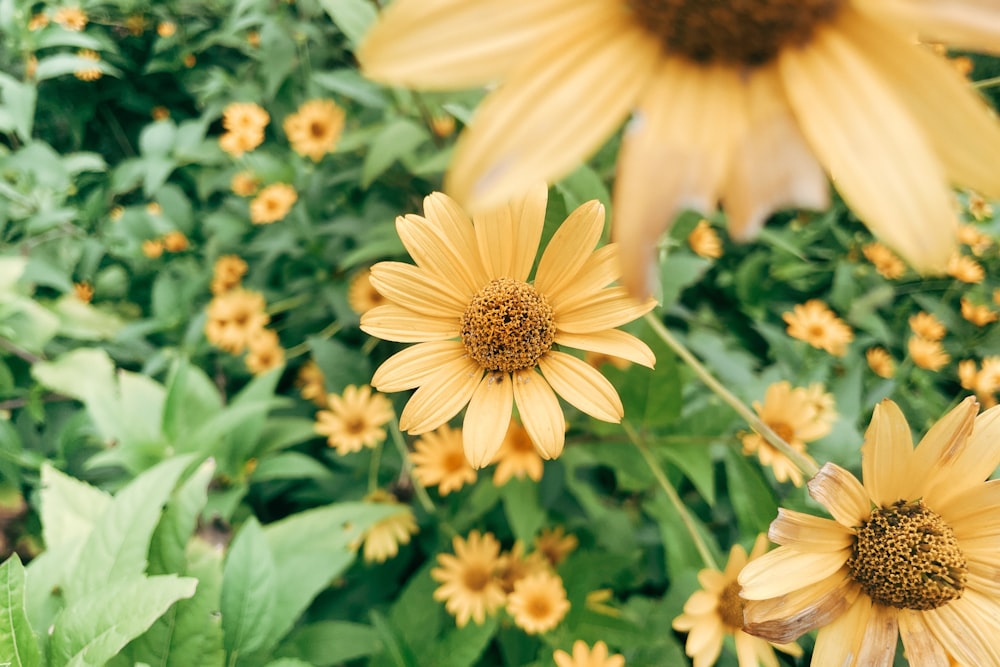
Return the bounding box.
[218,102,270,157]
[782,300,854,357]
[141,230,189,259]
[907,311,950,372]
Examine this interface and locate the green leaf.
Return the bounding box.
[31,348,120,445]
[162,359,224,446]
[221,368,284,465]
[221,517,277,658]
[49,296,125,340]
[0,73,36,140]
[139,120,177,156]
[658,253,711,309]
[723,446,779,538]
[148,459,216,575]
[313,69,387,108]
[361,119,427,187]
[276,621,381,665]
[424,617,498,667]
[501,479,545,544]
[309,337,371,394]
[618,321,681,430]
[38,463,111,550]
[0,555,42,667]
[250,452,336,483]
[319,0,377,47]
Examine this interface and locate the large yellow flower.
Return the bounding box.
[361,187,656,467]
[740,396,1000,665]
[358,0,1000,295]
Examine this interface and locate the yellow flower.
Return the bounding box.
[491,419,545,485]
[219,131,261,157]
[431,531,507,627]
[163,231,188,253]
[109,206,125,221]
[957,223,993,256]
[211,255,248,295]
[183,54,196,68]
[283,99,345,162]
[687,219,723,259]
[204,289,269,354]
[947,253,985,284]
[362,187,656,467]
[357,1,1000,296]
[151,106,170,121]
[958,359,980,391]
[506,570,570,635]
[358,491,418,563]
[740,397,1000,665]
[28,13,49,31]
[673,535,801,667]
[430,113,456,138]
[553,640,625,667]
[124,14,146,36]
[73,282,93,303]
[245,329,285,375]
[974,357,1000,397]
[347,267,389,315]
[861,241,905,280]
[967,193,994,222]
[53,6,87,31]
[315,384,394,455]
[865,347,895,379]
[230,171,260,197]
[157,21,176,38]
[219,102,269,156]
[249,183,297,224]
[295,360,327,406]
[495,542,549,594]
[909,311,946,341]
[908,336,951,371]
[73,49,102,82]
[741,381,831,487]
[534,526,578,567]
[141,239,164,259]
[782,299,853,357]
[961,297,998,326]
[247,31,261,47]
[410,424,477,495]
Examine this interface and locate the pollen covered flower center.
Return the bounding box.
[717,581,745,630]
[626,0,844,65]
[848,500,967,611]
[461,278,556,373]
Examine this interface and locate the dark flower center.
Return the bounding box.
[461,278,556,373]
[717,580,745,630]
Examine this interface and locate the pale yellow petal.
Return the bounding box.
[361,304,460,342]
[810,595,871,666]
[861,399,915,507]
[512,370,564,459]
[856,0,1000,55]
[686,619,724,665]
[925,593,1000,664]
[473,197,518,281]
[911,395,981,507]
[371,341,468,392]
[463,373,514,468]
[554,329,655,368]
[396,214,480,297]
[739,548,847,599]
[398,358,482,434]
[807,462,870,528]
[767,508,854,551]
[534,200,606,296]
[422,191,490,287]
[369,262,468,318]
[743,571,859,643]
[555,286,656,334]
[855,603,899,666]
[508,182,548,281]
[546,245,620,311]
[898,610,950,667]
[537,351,622,422]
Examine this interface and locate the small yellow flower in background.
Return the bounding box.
[204,288,269,354]
[157,21,176,38]
[141,239,164,259]
[246,31,261,47]
[28,13,49,31]
[909,311,946,341]
[230,171,260,197]
[584,350,631,371]
[218,130,259,157]
[782,300,853,357]
[183,54,196,68]
[967,193,994,222]
[673,535,801,667]
[958,359,979,391]
[146,202,162,216]
[73,49,102,82]
[53,6,87,31]
[741,381,832,487]
[219,102,269,157]
[861,241,905,280]
[250,183,297,224]
[295,360,327,406]
[431,531,506,627]
[357,490,418,564]
[495,542,549,594]
[109,206,125,221]
[347,267,388,315]
[534,526,578,567]
[947,253,985,284]
[315,384,394,455]
[151,106,170,121]
[865,347,895,379]
[687,219,723,259]
[506,570,570,635]
[283,99,345,162]
[410,424,477,495]
[211,255,248,295]
[960,297,998,326]
[553,640,624,667]
[430,113,456,138]
[957,223,993,256]
[491,419,544,486]
[162,230,188,253]
[974,357,1000,398]
[73,282,94,303]
[362,186,656,468]
[245,329,285,375]
[124,14,146,35]
[908,336,951,371]
[740,397,1000,665]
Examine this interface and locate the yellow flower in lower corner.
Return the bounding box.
[283,99,345,162]
[204,289,269,354]
[673,535,801,667]
[782,300,853,357]
[506,570,570,635]
[740,397,1000,665]
[491,419,544,486]
[908,336,950,371]
[250,183,297,224]
[361,187,656,468]
[315,384,394,455]
[432,531,507,627]
[245,329,284,375]
[410,424,476,495]
[553,640,624,667]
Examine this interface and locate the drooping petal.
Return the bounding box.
[911,395,981,507]
[767,508,854,551]
[855,603,899,666]
[739,548,848,599]
[369,262,468,318]
[861,399,915,507]
[534,200,606,296]
[398,358,482,434]
[537,351,623,422]
[810,595,872,667]
[396,214,480,297]
[554,329,655,368]
[361,304,460,342]
[855,0,1000,55]
[422,191,490,287]
[898,609,950,667]
[463,373,514,468]
[556,287,657,334]
[512,369,565,459]
[779,23,958,274]
[807,462,870,528]
[546,245,620,311]
[742,570,859,643]
[371,341,469,392]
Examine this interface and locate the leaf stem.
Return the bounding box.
[387,415,435,515]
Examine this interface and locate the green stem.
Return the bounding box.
[368,441,384,493]
[643,312,820,480]
[285,321,342,358]
[973,75,1000,90]
[267,293,311,315]
[388,415,436,515]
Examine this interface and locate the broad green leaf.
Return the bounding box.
[309,337,371,395]
[250,452,337,483]
[0,257,26,290]
[382,565,442,659]
[319,0,377,47]
[39,463,111,550]
[49,295,125,340]
[501,479,545,544]
[723,446,779,537]
[424,617,498,667]
[31,348,119,442]
[313,69,387,108]
[148,459,216,575]
[658,253,711,310]
[275,621,381,666]
[221,517,277,658]
[265,660,313,667]
[617,322,681,430]
[162,359,224,445]
[642,493,716,579]
[360,119,426,187]
[658,440,715,506]
[139,120,177,156]
[0,555,42,667]
[0,73,36,139]
[219,368,284,466]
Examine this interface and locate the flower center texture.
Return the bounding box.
[461,278,556,374]
[848,500,967,610]
[626,0,844,66]
[717,580,746,630]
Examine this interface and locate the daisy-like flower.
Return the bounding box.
[142,238,164,259]
[673,535,802,667]
[491,419,545,485]
[968,193,994,222]
[534,526,578,567]
[28,13,49,31]
[959,359,980,391]
[315,384,394,455]
[410,424,477,495]
[357,491,418,563]
[687,219,723,259]
[295,360,327,406]
[245,329,285,375]
[151,106,170,121]
[495,542,549,593]
[961,297,998,327]
[553,640,625,667]
[204,289,269,354]
[861,242,905,280]
[741,381,833,487]
[157,21,176,38]
[431,531,507,627]
[358,0,1000,296]
[909,336,951,371]
[865,347,895,379]
[211,255,248,295]
[957,223,993,256]
[506,570,571,634]
[361,186,656,467]
[948,253,985,284]
[230,171,259,197]
[249,183,297,224]
[782,300,853,357]
[909,311,946,341]
[283,99,345,162]
[347,267,389,315]
[163,230,188,253]
[740,396,1000,665]
[73,282,93,303]
[73,49,102,82]
[53,6,87,31]
[219,102,269,157]
[974,357,1000,398]
[219,131,260,157]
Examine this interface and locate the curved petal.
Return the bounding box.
[738,548,848,599]
[472,182,547,281]
[534,200,606,296]
[507,181,548,282]
[937,478,1000,531]
[810,595,871,667]
[898,609,950,667]
[767,508,854,552]
[537,351,622,422]
[422,192,490,287]
[445,9,660,212]
[912,395,981,507]
[396,214,480,297]
[463,373,514,468]
[779,24,958,274]
[554,329,655,368]
[513,369,565,459]
[924,592,1000,665]
[398,358,482,434]
[546,245,621,310]
[371,341,469,392]
[555,286,656,334]
[861,399,915,507]
[808,463,870,528]
[856,603,899,666]
[361,304,460,342]
[855,0,1000,55]
[743,570,859,643]
[612,59,747,296]
[369,262,468,318]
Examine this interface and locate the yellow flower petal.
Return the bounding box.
[512,369,564,459]
[857,0,1000,55]
[810,595,871,666]
[369,262,467,318]
[472,182,546,281]
[534,200,606,297]
[855,602,899,665]
[743,571,859,643]
[422,192,490,287]
[897,609,951,667]
[537,351,622,422]
[545,245,620,311]
[463,373,514,468]
[739,548,847,599]
[555,286,656,334]
[372,341,469,392]
[361,304,459,342]
[554,329,654,368]
[396,214,480,297]
[398,359,482,434]
[911,395,980,507]
[807,463,870,528]
[768,508,853,552]
[861,399,915,507]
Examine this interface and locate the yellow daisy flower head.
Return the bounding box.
[909,311,946,341]
[356,0,1000,297]
[283,99,346,162]
[315,384,394,455]
[157,21,176,38]
[553,640,625,667]
[967,193,994,222]
[141,238,164,259]
[245,329,285,375]
[295,360,327,406]
[947,253,985,284]
[957,223,993,256]
[431,530,507,627]
[73,49,102,82]
[53,6,87,31]
[357,491,418,564]
[347,267,389,315]
[230,171,260,197]
[222,102,270,136]
[495,541,549,594]
[163,230,189,253]
[961,296,998,327]
[219,130,262,158]
[491,418,545,486]
[28,13,49,31]
[782,299,854,357]
[908,336,951,371]
[506,570,570,635]
[974,356,1000,397]
[410,424,477,495]
[534,525,579,567]
[861,241,905,280]
[673,535,802,667]
[865,346,895,379]
[73,282,93,303]
[741,397,1000,665]
[204,289,269,354]
[362,186,657,468]
[958,359,979,391]
[687,219,723,259]
[211,254,248,295]
[249,183,297,224]
[741,381,830,487]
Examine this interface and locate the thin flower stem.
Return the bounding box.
[286,321,342,358]
[643,312,821,480]
[388,414,436,515]
[624,421,719,571]
[368,441,383,493]
[973,75,1000,90]
[267,293,312,315]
